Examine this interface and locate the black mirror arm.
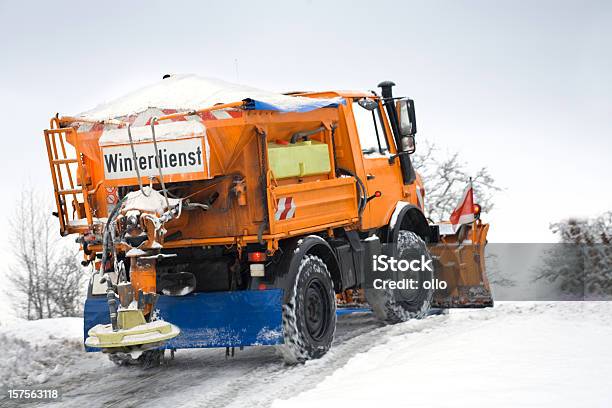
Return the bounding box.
[388,151,411,165]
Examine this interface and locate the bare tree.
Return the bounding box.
[485,252,516,288]
[412,142,513,287]
[6,189,86,319]
[534,213,612,298]
[412,142,501,222]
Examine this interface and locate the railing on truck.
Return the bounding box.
[44,117,93,236]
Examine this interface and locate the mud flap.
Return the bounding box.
[84,289,284,351]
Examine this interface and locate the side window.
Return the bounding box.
[352,100,389,156]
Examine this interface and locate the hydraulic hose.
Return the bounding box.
[257,129,269,244]
[290,126,326,144]
[336,167,367,217]
[330,125,367,217]
[100,194,128,331]
[127,124,150,197]
[150,118,171,210]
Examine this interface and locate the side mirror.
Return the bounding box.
[400,135,415,154]
[396,98,417,137]
[388,135,416,164]
[358,98,378,111]
[388,98,417,163]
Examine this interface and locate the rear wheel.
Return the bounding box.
[277,255,336,364]
[365,230,433,323]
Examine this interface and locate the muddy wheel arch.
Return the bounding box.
[271,235,341,302]
[385,202,430,244]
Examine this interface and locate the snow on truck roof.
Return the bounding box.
[76,74,344,122]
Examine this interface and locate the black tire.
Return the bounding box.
[277,255,336,364]
[365,230,433,323]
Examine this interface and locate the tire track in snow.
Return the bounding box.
[169,305,548,408]
[151,313,456,408]
[163,314,388,408]
[17,313,382,408]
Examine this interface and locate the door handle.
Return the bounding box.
[366,174,375,180]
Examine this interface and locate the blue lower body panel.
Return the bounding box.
[84,289,284,351]
[336,307,371,316]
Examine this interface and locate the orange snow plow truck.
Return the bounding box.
[44,75,492,366]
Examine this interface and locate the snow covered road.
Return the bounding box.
[275,302,612,408]
[1,302,611,408]
[1,311,387,408]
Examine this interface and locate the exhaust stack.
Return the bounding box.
[377,80,396,99]
[377,80,416,184]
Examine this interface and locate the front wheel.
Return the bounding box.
[277,255,336,364]
[365,230,433,323]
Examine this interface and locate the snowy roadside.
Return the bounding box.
[273,302,612,408]
[0,317,107,390]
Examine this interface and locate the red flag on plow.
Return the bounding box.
[450,178,476,227]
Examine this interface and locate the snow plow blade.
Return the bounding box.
[430,221,494,308]
[84,289,284,351]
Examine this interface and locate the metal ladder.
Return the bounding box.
[44,117,92,235]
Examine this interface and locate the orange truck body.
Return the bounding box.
[47,92,420,250]
[44,82,491,309]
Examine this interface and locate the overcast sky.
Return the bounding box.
[0,0,610,253]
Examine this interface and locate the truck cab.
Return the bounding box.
[297,84,424,234]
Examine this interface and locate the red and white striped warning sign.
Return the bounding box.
[105,186,119,213]
[275,197,296,220]
[105,186,118,205]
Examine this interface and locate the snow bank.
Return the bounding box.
[0,317,105,388]
[77,74,343,121]
[0,302,17,326]
[273,302,612,408]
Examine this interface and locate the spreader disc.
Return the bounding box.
[85,320,180,348]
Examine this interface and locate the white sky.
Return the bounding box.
[0,0,610,254]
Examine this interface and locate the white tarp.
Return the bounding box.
[98,120,206,146]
